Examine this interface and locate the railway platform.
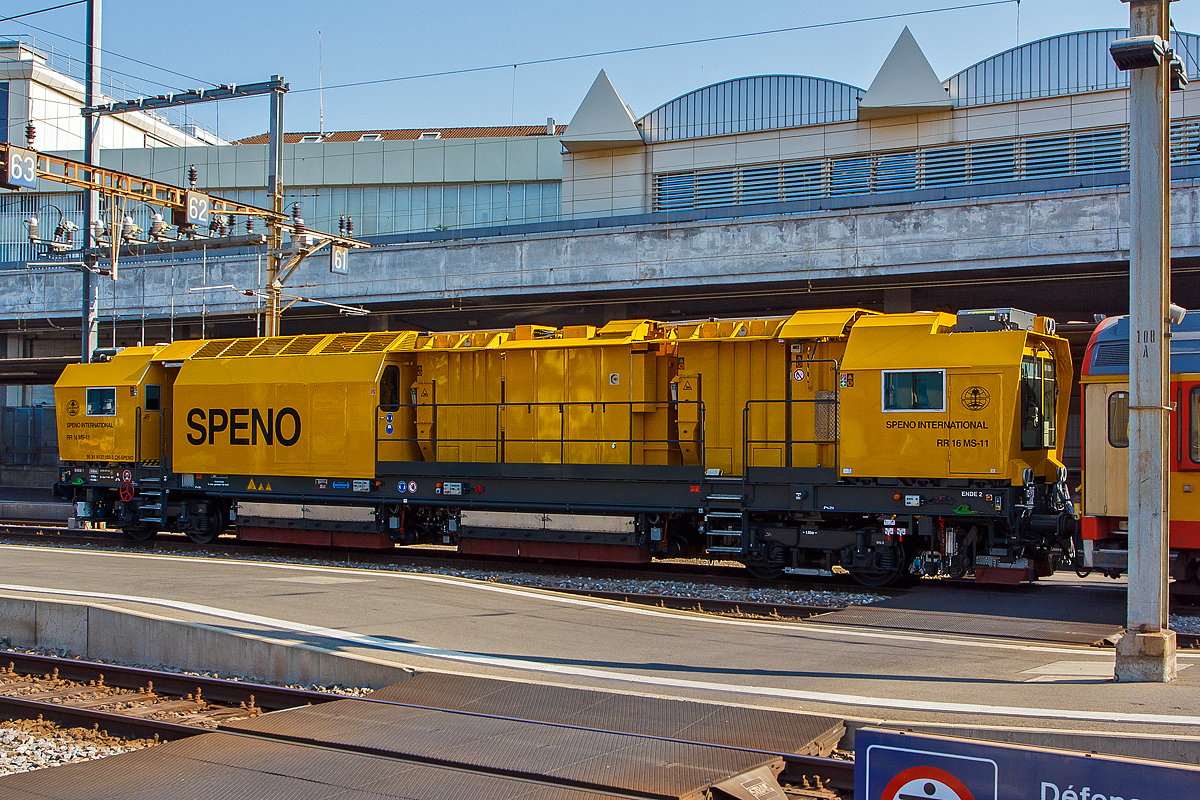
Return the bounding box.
[0,544,1198,769]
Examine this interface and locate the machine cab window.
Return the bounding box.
[86,387,116,416]
[145,384,161,412]
[882,370,944,411]
[1020,356,1058,449]
[380,365,401,412]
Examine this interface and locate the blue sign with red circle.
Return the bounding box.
[857,729,1200,800]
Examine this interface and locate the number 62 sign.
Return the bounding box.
[3,147,39,190]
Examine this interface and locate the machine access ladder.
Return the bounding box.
[704,475,746,554]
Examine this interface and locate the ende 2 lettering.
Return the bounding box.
[186,408,301,446]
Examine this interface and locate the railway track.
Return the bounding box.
[0,519,884,594]
[0,653,854,798]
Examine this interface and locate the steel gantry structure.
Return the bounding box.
[1,142,370,344]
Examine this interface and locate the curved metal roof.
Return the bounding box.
[945,29,1200,108]
[637,75,863,143]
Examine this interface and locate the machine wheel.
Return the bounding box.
[849,544,910,588]
[744,543,785,580]
[745,563,785,580]
[125,525,157,542]
[185,507,225,545]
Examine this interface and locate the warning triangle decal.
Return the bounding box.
[264,483,271,491]
[246,479,257,490]
[683,381,692,390]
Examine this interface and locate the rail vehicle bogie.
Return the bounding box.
[54,308,1075,586]
[1080,311,1200,583]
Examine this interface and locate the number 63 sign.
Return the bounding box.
[3,147,39,190]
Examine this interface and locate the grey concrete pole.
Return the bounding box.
[1115,0,1176,683]
[80,0,101,363]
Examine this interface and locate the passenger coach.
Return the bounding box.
[54,307,1074,587]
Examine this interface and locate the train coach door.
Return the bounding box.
[1083,383,1128,518]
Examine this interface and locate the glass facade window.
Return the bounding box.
[883,371,945,412]
[1108,391,1129,449]
[86,388,115,416]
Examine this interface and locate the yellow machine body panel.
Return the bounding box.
[410,321,677,465]
[55,346,179,464]
[663,310,869,476]
[838,313,1070,483]
[170,332,415,480]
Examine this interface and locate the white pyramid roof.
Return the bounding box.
[858,27,953,120]
[561,70,644,153]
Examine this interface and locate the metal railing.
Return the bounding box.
[741,397,839,473]
[375,400,706,466]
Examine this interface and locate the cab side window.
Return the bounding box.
[145,384,161,411]
[380,365,401,411]
[86,387,116,416]
[883,371,944,411]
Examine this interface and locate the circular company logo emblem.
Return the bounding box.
[881,766,974,800]
[960,386,991,411]
[67,400,79,417]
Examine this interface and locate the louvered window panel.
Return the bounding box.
[353,332,402,353]
[781,161,823,201]
[1171,121,1200,168]
[320,333,368,354]
[192,340,235,359]
[875,152,917,193]
[740,165,781,204]
[1075,129,1125,173]
[1025,135,1071,179]
[969,141,1017,183]
[656,173,695,211]
[250,337,297,357]
[923,147,968,188]
[828,156,871,196]
[279,335,327,356]
[694,170,736,208]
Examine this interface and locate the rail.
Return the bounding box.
[375,399,706,467]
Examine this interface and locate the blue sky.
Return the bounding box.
[6,0,1200,141]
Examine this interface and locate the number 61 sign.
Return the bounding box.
[3,147,38,190]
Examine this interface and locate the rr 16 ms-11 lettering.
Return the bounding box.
[937,438,988,448]
[186,407,301,446]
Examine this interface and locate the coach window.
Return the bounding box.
[86,387,116,416]
[882,370,944,411]
[1108,391,1129,448]
[145,384,161,412]
[380,365,401,411]
[1191,387,1200,462]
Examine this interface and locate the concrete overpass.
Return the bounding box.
[3,172,1197,345]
